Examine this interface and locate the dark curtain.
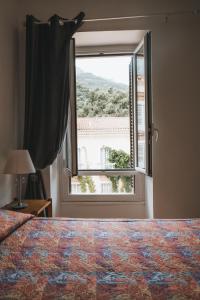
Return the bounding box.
[25,170,47,199]
[24,13,84,199]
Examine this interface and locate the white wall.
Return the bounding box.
[152,22,200,218]
[16,0,200,218]
[60,201,146,218]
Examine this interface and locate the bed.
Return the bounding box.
[0,209,200,300]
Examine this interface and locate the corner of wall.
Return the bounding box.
[145,175,153,218]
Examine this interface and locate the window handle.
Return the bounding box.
[154,129,159,142]
[152,124,159,142]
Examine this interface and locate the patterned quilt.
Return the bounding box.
[0,209,33,242]
[0,212,200,299]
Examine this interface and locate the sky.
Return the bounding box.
[76,56,131,85]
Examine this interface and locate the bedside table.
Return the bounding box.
[3,198,52,217]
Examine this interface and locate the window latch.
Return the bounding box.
[152,124,159,142]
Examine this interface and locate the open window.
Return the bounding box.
[132,32,152,175]
[64,31,152,200]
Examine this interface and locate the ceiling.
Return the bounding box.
[74,30,146,47]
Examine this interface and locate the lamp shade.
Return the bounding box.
[3,150,36,175]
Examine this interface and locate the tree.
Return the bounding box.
[106,147,132,193]
[77,176,96,193]
[76,83,129,117]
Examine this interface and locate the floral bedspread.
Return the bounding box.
[0,217,200,299]
[0,209,33,242]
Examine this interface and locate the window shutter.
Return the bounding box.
[133,32,152,176]
[129,58,135,170]
[144,32,152,176]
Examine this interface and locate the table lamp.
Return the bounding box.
[3,150,36,209]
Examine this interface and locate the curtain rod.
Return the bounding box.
[84,9,199,22]
[24,9,199,26]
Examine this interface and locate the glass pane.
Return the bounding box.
[71,175,134,194]
[136,46,146,169]
[76,56,132,170]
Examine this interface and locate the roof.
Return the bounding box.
[77,117,129,131]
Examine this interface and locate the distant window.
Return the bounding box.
[101,182,112,193]
[137,103,145,131]
[77,147,81,165]
[71,183,81,194]
[138,142,145,168]
[100,146,112,169]
[78,147,87,169]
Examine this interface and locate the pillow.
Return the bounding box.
[0,209,33,242]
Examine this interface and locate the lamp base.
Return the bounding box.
[12,202,28,210]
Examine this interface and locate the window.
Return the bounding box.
[136,33,152,174]
[100,146,113,169]
[64,32,152,200]
[71,54,134,195]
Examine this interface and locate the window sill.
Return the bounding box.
[63,194,144,203]
[61,200,145,206]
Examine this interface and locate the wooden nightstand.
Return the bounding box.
[3,198,52,217]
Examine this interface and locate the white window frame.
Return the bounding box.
[62,168,144,202]
[62,35,152,202]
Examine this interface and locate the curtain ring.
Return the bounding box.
[59,20,64,26]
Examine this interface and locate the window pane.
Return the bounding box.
[136,46,146,169]
[71,175,134,194]
[76,56,132,170]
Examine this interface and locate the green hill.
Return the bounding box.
[76,67,128,92]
